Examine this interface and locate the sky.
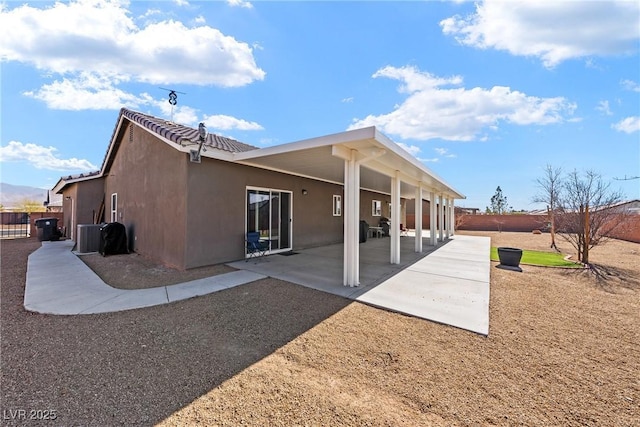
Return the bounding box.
[1,0,639,211]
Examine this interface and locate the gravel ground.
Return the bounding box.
[78,251,236,289]
[1,233,639,426]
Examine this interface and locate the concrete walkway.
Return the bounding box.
[24,233,491,335]
[24,240,266,315]
[230,233,491,335]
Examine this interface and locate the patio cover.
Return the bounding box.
[231,126,465,286]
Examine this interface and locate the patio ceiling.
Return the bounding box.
[232,126,465,200]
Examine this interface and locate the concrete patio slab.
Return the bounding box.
[230,233,491,334]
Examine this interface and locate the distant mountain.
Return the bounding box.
[0,183,49,208]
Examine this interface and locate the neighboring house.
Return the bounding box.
[603,199,640,215]
[43,190,64,213]
[53,108,464,286]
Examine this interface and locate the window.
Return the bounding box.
[333,195,341,216]
[372,200,382,216]
[110,193,117,223]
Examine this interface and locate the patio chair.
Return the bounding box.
[246,232,269,261]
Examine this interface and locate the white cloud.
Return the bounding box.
[434,147,457,158]
[0,0,265,87]
[23,72,147,110]
[227,0,253,9]
[19,71,262,132]
[348,65,575,141]
[0,141,98,171]
[342,97,354,103]
[397,142,421,157]
[440,0,640,68]
[202,114,264,131]
[157,102,200,125]
[612,117,640,134]
[621,79,640,92]
[596,100,612,116]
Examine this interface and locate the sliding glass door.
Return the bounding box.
[246,188,292,255]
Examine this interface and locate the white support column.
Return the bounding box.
[429,191,437,246]
[343,150,360,287]
[445,197,451,239]
[390,171,401,264]
[438,194,445,242]
[415,186,423,253]
[449,197,455,236]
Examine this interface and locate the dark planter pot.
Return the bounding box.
[497,247,523,267]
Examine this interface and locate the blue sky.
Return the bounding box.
[1,0,638,210]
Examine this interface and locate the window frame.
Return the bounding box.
[372,200,382,217]
[110,193,118,223]
[332,195,342,216]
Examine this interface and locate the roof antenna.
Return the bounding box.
[159,88,186,122]
[613,175,640,181]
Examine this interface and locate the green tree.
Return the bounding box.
[16,198,46,214]
[488,186,508,214]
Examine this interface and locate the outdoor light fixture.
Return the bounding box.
[190,122,207,163]
[302,189,308,195]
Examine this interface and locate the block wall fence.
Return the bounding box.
[406,213,640,243]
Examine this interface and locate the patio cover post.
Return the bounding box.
[429,191,437,246]
[445,198,451,239]
[343,149,360,287]
[449,197,455,236]
[415,186,423,253]
[390,171,401,264]
[438,194,445,242]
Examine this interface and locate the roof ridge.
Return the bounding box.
[120,108,259,153]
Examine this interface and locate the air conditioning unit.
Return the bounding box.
[77,224,103,254]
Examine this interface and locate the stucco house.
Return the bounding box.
[53,108,464,286]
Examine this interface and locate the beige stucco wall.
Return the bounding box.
[359,191,407,229]
[184,157,346,268]
[61,178,105,239]
[103,122,188,269]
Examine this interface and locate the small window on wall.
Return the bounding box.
[372,200,382,216]
[111,193,118,223]
[333,195,342,216]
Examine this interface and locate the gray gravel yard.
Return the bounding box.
[1,233,639,426]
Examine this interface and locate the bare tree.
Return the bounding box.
[555,170,626,265]
[532,165,562,251]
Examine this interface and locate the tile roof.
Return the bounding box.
[121,108,258,153]
[60,170,101,181]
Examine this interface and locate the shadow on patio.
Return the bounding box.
[230,232,491,335]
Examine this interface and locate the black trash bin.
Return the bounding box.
[99,222,129,256]
[34,217,60,241]
[359,220,369,243]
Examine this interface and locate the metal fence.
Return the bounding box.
[0,212,31,239]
